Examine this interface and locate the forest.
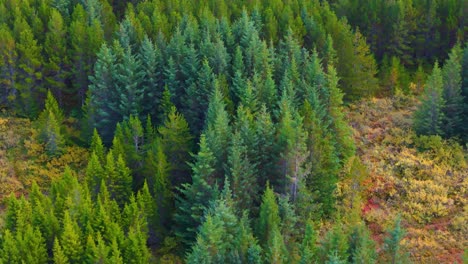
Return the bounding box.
[0,0,466,263]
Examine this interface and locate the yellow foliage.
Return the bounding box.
[403,178,451,224]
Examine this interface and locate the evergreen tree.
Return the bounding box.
[90,128,105,163]
[257,185,281,248]
[61,211,83,263]
[383,216,409,264]
[139,35,163,118]
[85,43,119,144]
[115,46,144,119]
[442,45,463,138]
[347,224,377,264]
[227,132,258,215]
[158,106,193,187]
[16,22,43,117]
[53,238,70,264]
[205,83,231,181]
[109,154,133,207]
[144,139,173,235]
[0,230,20,263]
[460,46,468,142]
[414,62,445,136]
[299,221,318,264]
[320,223,349,262]
[0,25,17,109]
[174,134,218,248]
[44,9,68,107]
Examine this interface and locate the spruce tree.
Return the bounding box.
[299,221,318,264]
[85,43,119,144]
[460,46,468,142]
[227,132,258,215]
[61,211,83,263]
[44,9,68,107]
[442,45,463,138]
[16,23,43,117]
[257,185,281,248]
[383,216,409,264]
[414,62,445,136]
[53,238,70,264]
[0,25,17,109]
[205,83,231,181]
[174,134,218,248]
[158,106,193,187]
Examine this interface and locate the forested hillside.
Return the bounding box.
[0,0,466,263]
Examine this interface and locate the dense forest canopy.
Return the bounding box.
[0,0,466,263]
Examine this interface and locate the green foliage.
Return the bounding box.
[383,216,410,264]
[414,62,445,136]
[159,106,193,187]
[257,185,281,249]
[174,134,218,248]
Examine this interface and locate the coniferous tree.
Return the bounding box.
[460,46,468,142]
[53,238,70,264]
[0,25,17,109]
[442,45,463,138]
[174,134,218,248]
[61,211,83,263]
[383,216,409,264]
[257,185,281,248]
[44,9,68,107]
[205,83,231,181]
[85,43,119,144]
[299,221,318,264]
[347,224,377,264]
[227,131,258,215]
[414,62,445,136]
[115,46,144,119]
[1,230,20,263]
[158,106,193,187]
[16,22,43,117]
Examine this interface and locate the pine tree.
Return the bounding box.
[0,25,17,109]
[86,152,105,197]
[205,83,231,181]
[383,216,409,264]
[110,154,133,207]
[16,22,43,117]
[40,111,65,156]
[90,128,105,163]
[253,105,278,188]
[277,91,309,198]
[20,226,49,264]
[144,139,172,235]
[61,211,83,263]
[414,62,445,136]
[53,238,70,264]
[158,106,193,187]
[108,238,124,264]
[347,224,377,264]
[257,185,281,248]
[44,9,68,107]
[115,46,144,119]
[460,46,468,143]
[139,35,163,118]
[85,43,119,144]
[442,44,463,138]
[227,132,258,215]
[185,59,215,134]
[299,221,318,264]
[123,225,151,264]
[0,230,20,263]
[174,134,218,248]
[320,223,349,262]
